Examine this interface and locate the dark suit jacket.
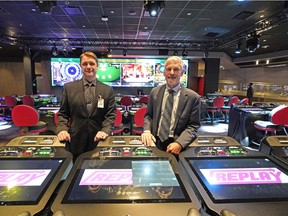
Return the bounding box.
[56,78,116,156]
[144,84,201,149]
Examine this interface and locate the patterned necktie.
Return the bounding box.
[85,83,93,114]
[159,89,174,142]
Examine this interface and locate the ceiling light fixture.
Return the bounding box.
[234,40,242,54]
[122,48,127,56]
[144,0,165,17]
[246,34,260,53]
[52,45,58,56]
[33,1,57,15]
[107,48,112,57]
[101,15,109,22]
[182,49,188,58]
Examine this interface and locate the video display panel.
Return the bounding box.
[51,58,188,87]
[186,157,288,203]
[62,157,190,203]
[0,158,65,205]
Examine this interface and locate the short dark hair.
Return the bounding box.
[250,82,253,85]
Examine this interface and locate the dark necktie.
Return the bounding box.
[85,83,93,114]
[159,89,174,142]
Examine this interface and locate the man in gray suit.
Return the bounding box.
[141,56,201,156]
[57,51,116,161]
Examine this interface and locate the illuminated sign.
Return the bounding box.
[80,169,133,186]
[0,169,51,186]
[200,168,288,185]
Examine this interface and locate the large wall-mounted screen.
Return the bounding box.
[51,58,188,87]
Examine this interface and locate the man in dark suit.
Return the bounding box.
[246,82,254,105]
[56,51,115,160]
[141,56,201,156]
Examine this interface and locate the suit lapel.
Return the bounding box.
[78,79,87,111]
[155,85,166,129]
[174,88,188,126]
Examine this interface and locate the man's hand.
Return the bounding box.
[166,142,182,155]
[57,131,71,142]
[141,131,156,146]
[95,131,109,141]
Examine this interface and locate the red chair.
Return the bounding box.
[132,107,147,135]
[138,96,149,105]
[206,97,225,124]
[4,96,18,121]
[240,98,249,105]
[220,96,239,123]
[113,108,124,135]
[120,96,133,111]
[22,95,36,107]
[12,105,47,134]
[253,105,288,146]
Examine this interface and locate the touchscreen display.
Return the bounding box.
[0,158,65,205]
[187,157,288,203]
[62,158,190,203]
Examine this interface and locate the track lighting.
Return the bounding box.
[107,48,112,57]
[122,48,127,56]
[52,45,59,56]
[182,49,188,58]
[246,34,260,53]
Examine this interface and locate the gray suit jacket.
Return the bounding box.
[56,78,115,155]
[144,84,201,149]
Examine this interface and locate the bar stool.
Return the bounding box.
[12,104,48,134]
[240,98,249,105]
[4,96,18,121]
[113,108,124,135]
[206,96,225,125]
[22,95,36,107]
[253,105,288,147]
[132,107,147,135]
[220,96,239,123]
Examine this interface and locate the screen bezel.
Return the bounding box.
[0,158,66,205]
[62,157,191,204]
[185,156,288,203]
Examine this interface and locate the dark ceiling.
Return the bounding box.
[0,0,288,67]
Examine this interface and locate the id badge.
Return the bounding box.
[98,96,104,108]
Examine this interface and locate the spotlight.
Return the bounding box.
[33,1,57,15]
[62,47,68,57]
[182,49,188,58]
[246,34,260,53]
[52,45,59,56]
[122,49,127,56]
[203,50,209,58]
[234,41,242,54]
[144,1,165,17]
[107,48,112,57]
[173,50,178,56]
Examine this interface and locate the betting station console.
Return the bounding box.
[179,136,288,216]
[6,135,65,147]
[0,136,72,216]
[51,136,201,216]
[260,135,288,165]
